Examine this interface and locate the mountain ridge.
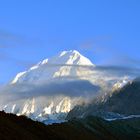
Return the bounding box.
[67,78,140,120]
[0,111,139,140]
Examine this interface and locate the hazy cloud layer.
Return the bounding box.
[0,64,139,108]
[0,80,101,105]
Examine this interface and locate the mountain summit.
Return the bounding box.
[11,50,95,84]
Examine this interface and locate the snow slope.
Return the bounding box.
[11,50,94,85]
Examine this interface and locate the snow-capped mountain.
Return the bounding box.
[11,50,94,85]
[0,50,130,124]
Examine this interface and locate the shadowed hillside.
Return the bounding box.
[0,111,140,140]
[67,78,140,120]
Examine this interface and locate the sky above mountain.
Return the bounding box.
[0,0,140,83]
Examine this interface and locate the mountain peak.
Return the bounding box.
[37,50,94,66]
[11,50,94,84]
[54,50,94,66]
[59,50,80,57]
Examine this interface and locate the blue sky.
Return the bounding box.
[0,0,140,83]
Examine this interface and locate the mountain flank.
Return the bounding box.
[0,111,140,140]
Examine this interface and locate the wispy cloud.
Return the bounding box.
[79,35,112,51]
[0,79,101,106]
[0,29,44,48]
[0,52,35,69]
[0,29,41,68]
[78,36,140,67]
[0,30,25,48]
[0,30,18,40]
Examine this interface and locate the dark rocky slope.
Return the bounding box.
[0,111,140,140]
[67,78,140,119]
